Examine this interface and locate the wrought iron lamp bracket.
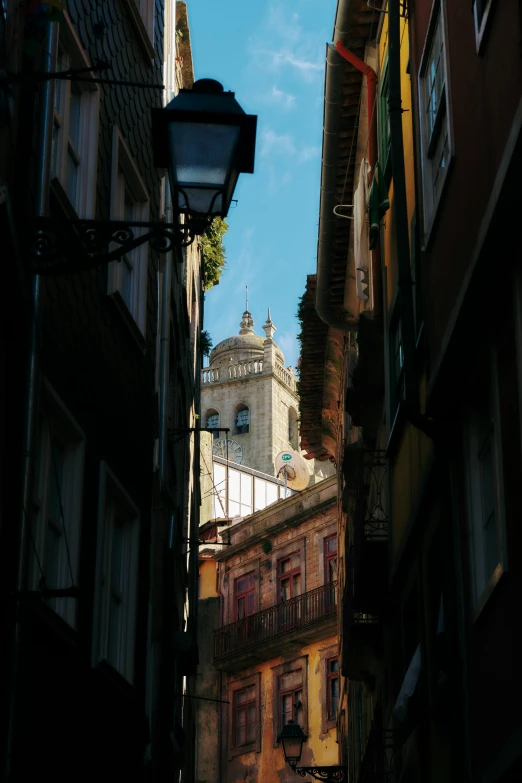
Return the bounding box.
[290,766,347,783]
[29,216,210,275]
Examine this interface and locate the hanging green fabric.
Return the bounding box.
[369,162,390,249]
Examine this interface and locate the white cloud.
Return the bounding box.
[260,128,296,157]
[299,144,320,163]
[270,85,296,109]
[266,164,293,196]
[277,331,299,368]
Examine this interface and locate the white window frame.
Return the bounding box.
[124,0,155,60]
[473,0,494,53]
[30,380,85,627]
[108,127,150,334]
[93,462,140,682]
[52,12,100,217]
[417,1,454,246]
[464,351,507,617]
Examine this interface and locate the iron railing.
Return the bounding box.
[214,581,338,660]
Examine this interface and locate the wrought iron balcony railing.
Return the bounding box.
[214,581,338,661]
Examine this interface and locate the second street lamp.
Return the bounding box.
[29,78,257,275]
[277,721,346,783]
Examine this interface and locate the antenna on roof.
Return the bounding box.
[246,285,248,311]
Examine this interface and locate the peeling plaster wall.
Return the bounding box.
[211,475,340,783]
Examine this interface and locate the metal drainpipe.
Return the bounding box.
[387,0,418,411]
[335,40,382,322]
[5,21,58,780]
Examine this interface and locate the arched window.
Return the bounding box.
[206,409,220,438]
[288,408,298,450]
[234,404,250,435]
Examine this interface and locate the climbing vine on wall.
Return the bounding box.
[201,217,228,291]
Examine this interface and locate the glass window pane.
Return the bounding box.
[65,150,78,207]
[229,469,240,503]
[44,524,61,589]
[121,256,132,309]
[229,500,240,517]
[207,413,219,428]
[266,482,278,506]
[247,705,256,741]
[49,439,65,521]
[241,473,252,505]
[124,187,134,222]
[254,478,266,511]
[68,87,81,149]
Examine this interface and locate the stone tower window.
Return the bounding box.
[206,410,220,438]
[288,407,298,450]
[234,405,250,435]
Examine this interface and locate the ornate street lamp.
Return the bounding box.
[278,721,346,783]
[30,77,257,274]
[152,78,257,236]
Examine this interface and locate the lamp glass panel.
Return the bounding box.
[169,122,240,186]
[282,735,303,764]
[177,187,222,216]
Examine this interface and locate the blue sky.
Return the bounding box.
[188,0,337,369]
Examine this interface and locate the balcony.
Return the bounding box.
[213,582,338,672]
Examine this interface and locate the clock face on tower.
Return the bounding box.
[213,439,244,464]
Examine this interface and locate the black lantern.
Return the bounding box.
[278,721,307,769]
[152,78,257,234]
[28,76,256,274]
[277,720,346,783]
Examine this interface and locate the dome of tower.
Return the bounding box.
[208,309,284,368]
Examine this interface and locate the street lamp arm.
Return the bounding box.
[291,766,347,783]
[29,217,203,275]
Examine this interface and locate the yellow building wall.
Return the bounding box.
[378,15,415,309]
[199,558,218,599]
[226,637,339,783]
[377,16,434,561]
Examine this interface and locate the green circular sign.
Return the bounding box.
[282,453,292,461]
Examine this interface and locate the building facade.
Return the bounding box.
[300,2,522,783]
[197,476,341,783]
[1,2,204,780]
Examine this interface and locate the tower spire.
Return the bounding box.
[246,285,248,313]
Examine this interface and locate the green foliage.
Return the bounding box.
[201,217,228,291]
[261,539,272,555]
[200,330,213,357]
